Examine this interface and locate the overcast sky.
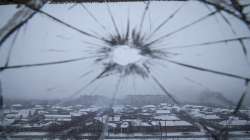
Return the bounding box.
[0,1,250,105]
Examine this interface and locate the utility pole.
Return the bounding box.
[159,121,162,140]
[0,80,3,122]
[0,80,8,140]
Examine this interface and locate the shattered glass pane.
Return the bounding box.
[0,0,250,139]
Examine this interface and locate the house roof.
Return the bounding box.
[156,109,171,114]
[151,120,193,126]
[220,119,250,126]
[153,114,180,121]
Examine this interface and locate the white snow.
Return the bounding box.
[0,118,15,126]
[12,132,48,136]
[70,112,84,116]
[109,115,120,122]
[143,105,156,108]
[194,113,221,120]
[121,122,129,128]
[108,122,117,128]
[156,109,171,114]
[220,119,250,126]
[151,120,193,126]
[140,122,151,126]
[112,105,124,113]
[201,114,220,120]
[154,114,180,121]
[86,122,93,126]
[44,114,71,121]
[79,106,99,112]
[12,104,22,107]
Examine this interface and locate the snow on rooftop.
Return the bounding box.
[192,113,221,120]
[151,120,193,126]
[131,120,142,127]
[70,112,85,117]
[159,103,168,106]
[112,106,124,113]
[38,110,49,114]
[44,114,71,118]
[108,123,117,128]
[12,104,22,107]
[79,107,99,112]
[121,122,129,128]
[86,122,93,126]
[154,114,180,121]
[213,108,232,113]
[17,109,35,118]
[40,121,54,127]
[201,114,220,120]
[140,122,151,127]
[143,105,156,108]
[12,132,48,136]
[220,119,250,126]
[156,109,171,114]
[44,114,72,121]
[0,118,15,126]
[109,115,120,122]
[5,113,20,119]
[183,105,205,109]
[94,116,103,122]
[121,119,152,127]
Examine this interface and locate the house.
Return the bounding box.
[108,115,120,122]
[120,119,153,133]
[11,104,23,110]
[120,121,129,133]
[107,122,118,133]
[44,114,71,122]
[151,120,199,132]
[199,114,222,121]
[142,105,156,112]
[0,118,15,126]
[156,109,171,115]
[153,114,180,121]
[219,117,250,131]
[131,121,152,132]
[192,111,222,121]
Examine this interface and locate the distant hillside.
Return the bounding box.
[197,90,236,108]
[122,95,173,106]
[64,95,111,106]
